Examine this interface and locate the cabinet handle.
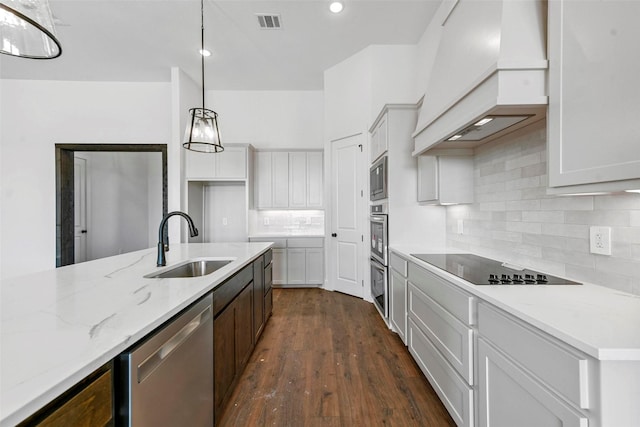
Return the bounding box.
[331,233,337,237]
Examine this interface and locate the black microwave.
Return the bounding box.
[370,156,387,201]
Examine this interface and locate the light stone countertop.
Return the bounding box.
[390,245,640,361]
[248,232,325,238]
[0,242,272,427]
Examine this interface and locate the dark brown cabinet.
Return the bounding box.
[253,255,265,342]
[19,364,113,427]
[212,262,256,425]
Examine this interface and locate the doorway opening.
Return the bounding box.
[56,144,168,267]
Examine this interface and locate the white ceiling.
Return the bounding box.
[0,0,440,90]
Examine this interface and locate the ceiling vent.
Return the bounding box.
[256,14,282,30]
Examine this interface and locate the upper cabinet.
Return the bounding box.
[255,151,323,210]
[417,155,474,205]
[185,144,250,180]
[370,114,388,164]
[547,0,640,193]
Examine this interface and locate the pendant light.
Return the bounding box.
[183,0,223,153]
[0,0,62,59]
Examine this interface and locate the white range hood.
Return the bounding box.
[413,0,548,155]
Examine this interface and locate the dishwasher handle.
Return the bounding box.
[137,304,212,383]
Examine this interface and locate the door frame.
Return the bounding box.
[55,143,168,267]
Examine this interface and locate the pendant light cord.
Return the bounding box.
[200,0,206,109]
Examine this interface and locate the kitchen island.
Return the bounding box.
[0,242,272,426]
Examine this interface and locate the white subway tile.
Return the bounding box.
[541,247,595,269]
[542,223,589,239]
[490,230,522,243]
[480,201,507,211]
[505,152,541,171]
[594,256,640,279]
[564,210,630,226]
[506,199,541,211]
[522,210,565,223]
[540,197,594,211]
[594,193,640,210]
[523,234,565,250]
[505,176,541,191]
[506,221,542,234]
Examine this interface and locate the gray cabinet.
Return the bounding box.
[249,237,323,286]
[389,251,408,344]
[254,151,323,209]
[417,155,473,205]
[548,0,640,193]
[186,145,249,180]
[407,261,475,427]
[477,303,589,427]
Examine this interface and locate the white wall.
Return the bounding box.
[79,151,162,260]
[446,121,640,296]
[207,90,324,149]
[0,79,172,279]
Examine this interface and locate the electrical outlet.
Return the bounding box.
[457,219,464,234]
[590,226,612,255]
[263,217,269,226]
[222,217,228,226]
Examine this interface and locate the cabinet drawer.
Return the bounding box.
[478,303,590,409]
[264,249,273,266]
[408,263,475,325]
[213,264,253,316]
[287,238,324,248]
[408,283,473,384]
[408,319,473,427]
[390,252,408,277]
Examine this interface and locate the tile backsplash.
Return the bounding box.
[250,210,325,235]
[446,122,640,295]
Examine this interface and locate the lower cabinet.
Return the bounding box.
[389,252,408,344]
[212,252,271,425]
[18,364,113,427]
[249,237,324,286]
[477,338,587,427]
[476,302,589,427]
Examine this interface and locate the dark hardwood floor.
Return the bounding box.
[218,288,456,427]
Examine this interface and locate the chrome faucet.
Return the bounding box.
[157,211,199,267]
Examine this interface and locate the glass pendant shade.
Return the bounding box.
[183,107,224,153]
[0,0,61,59]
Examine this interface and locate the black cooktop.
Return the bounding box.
[411,253,582,286]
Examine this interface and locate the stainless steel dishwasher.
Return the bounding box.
[118,294,213,426]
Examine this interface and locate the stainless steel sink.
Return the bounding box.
[145,259,233,279]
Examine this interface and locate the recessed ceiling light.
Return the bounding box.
[200,49,211,57]
[329,1,343,13]
[447,134,463,141]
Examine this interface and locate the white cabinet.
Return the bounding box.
[306,152,323,208]
[272,248,287,285]
[249,237,323,286]
[370,113,388,163]
[407,261,475,427]
[417,155,473,205]
[477,303,589,427]
[548,0,640,193]
[288,152,307,208]
[255,151,323,209]
[186,145,249,180]
[389,252,408,344]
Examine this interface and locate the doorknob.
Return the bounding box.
[331,233,337,237]
[81,230,87,234]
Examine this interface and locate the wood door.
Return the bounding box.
[330,134,365,298]
[73,156,88,263]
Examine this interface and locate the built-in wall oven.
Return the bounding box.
[370,156,388,201]
[370,203,388,318]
